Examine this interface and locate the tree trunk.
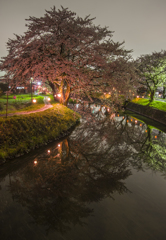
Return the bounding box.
[59,79,71,106]
[59,80,65,104]
[49,79,71,105]
[48,81,58,101]
[163,87,166,99]
[64,83,70,106]
[149,90,155,102]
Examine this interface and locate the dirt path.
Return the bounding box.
[0,104,53,117]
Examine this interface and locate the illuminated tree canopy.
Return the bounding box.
[0,6,137,105]
[136,50,166,102]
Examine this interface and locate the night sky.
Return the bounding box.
[0,0,166,76]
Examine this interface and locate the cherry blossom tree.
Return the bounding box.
[0,6,137,106]
[135,50,166,102]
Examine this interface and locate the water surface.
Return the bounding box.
[0,110,166,240]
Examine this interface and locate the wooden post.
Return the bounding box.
[6,91,9,118]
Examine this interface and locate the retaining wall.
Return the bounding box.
[126,102,166,126]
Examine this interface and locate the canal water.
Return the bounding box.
[0,106,166,240]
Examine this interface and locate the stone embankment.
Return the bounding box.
[126,102,166,126]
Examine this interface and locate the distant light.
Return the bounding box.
[137,96,139,98]
[17,87,24,89]
[135,120,137,124]
[145,130,147,132]
[37,82,41,85]
[107,108,109,111]
[58,144,60,147]
[140,124,142,126]
[155,136,157,139]
[47,97,51,101]
[34,160,37,165]
[54,94,56,97]
[33,99,37,103]
[127,120,129,122]
[47,150,50,153]
[57,94,61,97]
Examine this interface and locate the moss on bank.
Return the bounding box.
[0,104,80,163]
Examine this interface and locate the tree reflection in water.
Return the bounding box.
[7,105,166,235]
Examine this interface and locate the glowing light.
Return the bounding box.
[145,130,147,132]
[140,124,142,126]
[47,97,51,101]
[155,136,157,139]
[34,160,37,165]
[117,114,119,117]
[58,144,60,147]
[107,108,110,111]
[142,96,144,98]
[47,150,50,153]
[54,94,56,97]
[137,96,139,98]
[135,120,137,124]
[33,99,37,103]
[131,119,133,121]
[57,94,61,97]
[127,120,129,122]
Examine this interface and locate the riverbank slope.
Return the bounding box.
[0,104,80,164]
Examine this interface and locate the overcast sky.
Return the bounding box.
[0,0,166,76]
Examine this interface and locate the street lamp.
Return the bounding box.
[31,77,33,103]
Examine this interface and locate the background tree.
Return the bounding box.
[136,50,166,102]
[0,6,137,106]
[156,60,166,99]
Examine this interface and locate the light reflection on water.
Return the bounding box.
[0,109,166,240]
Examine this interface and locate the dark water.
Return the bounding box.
[1,109,166,240]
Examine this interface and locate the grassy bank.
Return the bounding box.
[132,98,166,112]
[0,103,80,163]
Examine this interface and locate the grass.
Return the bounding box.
[0,94,56,115]
[132,98,166,112]
[0,103,80,161]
